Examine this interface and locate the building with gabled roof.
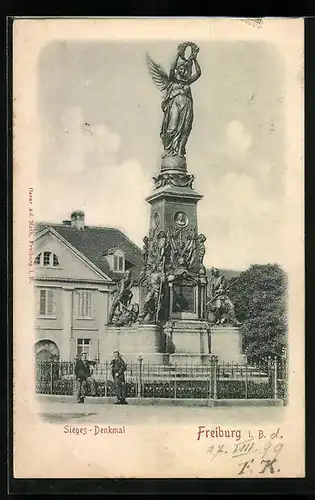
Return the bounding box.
[33,210,144,362]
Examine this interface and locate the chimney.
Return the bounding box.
[70,210,85,230]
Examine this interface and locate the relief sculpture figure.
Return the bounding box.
[196,233,207,273]
[138,267,165,323]
[139,236,149,284]
[207,268,241,326]
[107,269,134,325]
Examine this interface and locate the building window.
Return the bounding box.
[77,338,91,358]
[102,248,125,272]
[53,254,59,266]
[43,251,51,266]
[34,252,60,267]
[34,253,41,265]
[76,290,92,318]
[113,255,124,272]
[38,288,56,317]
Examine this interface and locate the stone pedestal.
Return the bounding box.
[161,154,186,172]
[210,326,246,363]
[164,319,211,365]
[169,353,213,366]
[100,324,166,364]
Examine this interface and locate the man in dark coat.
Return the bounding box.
[74,352,96,403]
[110,351,128,404]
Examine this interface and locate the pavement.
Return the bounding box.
[37,397,286,426]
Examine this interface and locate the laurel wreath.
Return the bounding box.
[177,41,199,61]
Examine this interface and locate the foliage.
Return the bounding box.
[143,381,209,398]
[217,380,272,399]
[277,380,287,400]
[95,380,136,398]
[51,378,74,395]
[228,263,288,360]
[36,376,276,399]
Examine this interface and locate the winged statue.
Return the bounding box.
[146,42,201,160]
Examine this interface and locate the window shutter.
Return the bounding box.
[82,291,91,317]
[53,290,57,316]
[83,291,88,316]
[39,289,46,315]
[88,291,93,317]
[81,292,85,316]
[85,291,89,316]
[79,292,82,316]
[47,289,54,316]
[75,291,80,317]
[74,291,93,317]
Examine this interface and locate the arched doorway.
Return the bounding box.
[34,340,60,362]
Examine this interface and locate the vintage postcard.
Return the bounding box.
[13,17,304,479]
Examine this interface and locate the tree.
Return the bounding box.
[228,264,287,361]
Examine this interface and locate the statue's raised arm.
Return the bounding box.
[146,42,201,163]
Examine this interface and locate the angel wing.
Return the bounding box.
[146,53,170,92]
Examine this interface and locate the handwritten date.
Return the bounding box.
[206,428,284,475]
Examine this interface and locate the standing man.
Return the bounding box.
[74,351,96,403]
[110,351,128,405]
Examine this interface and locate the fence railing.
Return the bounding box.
[35,356,287,401]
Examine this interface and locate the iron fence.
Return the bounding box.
[35,356,287,401]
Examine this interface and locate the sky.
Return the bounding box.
[36,39,286,270]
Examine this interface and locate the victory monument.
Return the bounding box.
[102,42,245,365]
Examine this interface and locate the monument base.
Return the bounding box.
[100,324,165,364]
[169,353,214,366]
[164,319,211,357]
[210,326,247,363]
[102,353,168,365]
[161,154,187,172]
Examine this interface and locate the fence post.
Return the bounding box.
[174,364,177,399]
[138,356,143,398]
[72,362,75,395]
[168,364,171,399]
[282,347,287,399]
[35,361,38,394]
[209,357,213,400]
[273,356,278,400]
[213,356,218,400]
[50,362,53,394]
[245,360,248,399]
[105,362,108,398]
